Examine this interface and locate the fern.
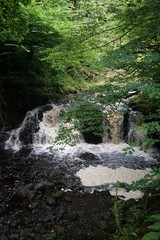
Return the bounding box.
[142,214,160,240]
[143,232,160,240]
[129,168,160,191]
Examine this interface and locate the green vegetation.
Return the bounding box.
[1,0,160,239]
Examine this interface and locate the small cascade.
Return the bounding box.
[103,101,127,144]
[5,109,40,151]
[5,100,147,151]
[103,112,124,144]
[5,104,62,151]
[5,127,22,151]
[33,106,61,145]
[126,110,145,145]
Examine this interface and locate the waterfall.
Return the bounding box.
[5,101,146,151]
[5,104,62,151]
[103,112,124,144]
[4,101,157,200]
[126,110,145,145]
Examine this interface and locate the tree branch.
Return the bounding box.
[80,16,160,53]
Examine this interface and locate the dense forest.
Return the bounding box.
[0,0,160,239]
[0,0,160,137]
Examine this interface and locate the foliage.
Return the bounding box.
[43,230,57,240]
[51,97,105,148]
[122,143,135,155]
[0,0,30,42]
[129,168,160,191]
[102,0,160,79]
[112,182,140,240]
[142,214,160,240]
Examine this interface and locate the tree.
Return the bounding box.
[103,0,160,80]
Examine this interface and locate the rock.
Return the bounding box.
[64,196,72,203]
[53,190,64,199]
[78,152,100,161]
[46,196,56,206]
[0,236,8,240]
[42,105,53,112]
[16,183,34,198]
[9,220,18,228]
[35,193,43,200]
[29,201,39,209]
[37,110,43,121]
[56,209,67,222]
[19,114,40,144]
[21,228,32,236]
[34,181,55,193]
[43,214,55,223]
[63,211,79,221]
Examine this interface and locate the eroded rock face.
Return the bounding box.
[19,114,40,145]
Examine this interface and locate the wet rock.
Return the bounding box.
[78,151,100,161]
[43,214,55,223]
[42,105,53,112]
[16,183,34,198]
[20,228,32,237]
[34,181,55,193]
[29,201,39,209]
[63,211,79,221]
[53,190,64,199]
[64,196,72,203]
[9,220,18,228]
[56,209,67,222]
[46,196,56,206]
[37,110,43,121]
[35,193,43,200]
[19,114,40,144]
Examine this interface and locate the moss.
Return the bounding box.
[129,96,159,115]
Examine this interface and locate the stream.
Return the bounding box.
[0,100,159,239]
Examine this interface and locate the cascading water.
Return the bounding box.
[4,100,158,199]
[5,101,145,151]
[5,104,62,151]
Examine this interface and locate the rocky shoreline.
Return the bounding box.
[1,133,160,240]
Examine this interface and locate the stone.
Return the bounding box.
[16,183,34,198]
[53,190,64,199]
[46,196,56,206]
[78,151,100,161]
[30,201,39,209]
[44,214,55,223]
[42,105,53,112]
[64,196,72,203]
[34,181,55,193]
[0,236,8,240]
[63,211,79,221]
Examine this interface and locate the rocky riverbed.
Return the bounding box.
[0,145,115,240]
[1,130,160,240]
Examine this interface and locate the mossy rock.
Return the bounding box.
[129,95,159,115]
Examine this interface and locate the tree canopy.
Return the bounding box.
[0,0,160,140]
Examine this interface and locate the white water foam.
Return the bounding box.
[40,142,154,159]
[5,127,22,151]
[76,165,151,200]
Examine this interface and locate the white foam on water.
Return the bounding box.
[49,142,154,159]
[76,165,151,199]
[5,127,22,151]
[109,189,144,200]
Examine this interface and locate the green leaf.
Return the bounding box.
[142,232,160,240]
[148,222,160,231]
